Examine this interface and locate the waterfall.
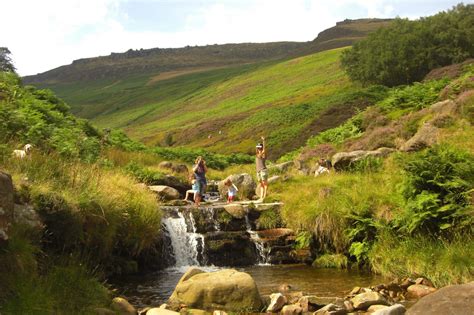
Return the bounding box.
[162,210,205,267]
[245,214,271,265]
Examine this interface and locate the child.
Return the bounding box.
[184,174,200,204]
[314,158,330,177]
[224,178,239,203]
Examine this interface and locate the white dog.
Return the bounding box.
[13,144,33,159]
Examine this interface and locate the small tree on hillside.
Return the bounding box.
[0,47,16,73]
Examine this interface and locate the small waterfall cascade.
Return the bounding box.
[245,213,271,265]
[161,210,205,267]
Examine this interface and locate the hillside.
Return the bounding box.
[21,20,393,158]
[24,19,391,85]
[30,48,385,158]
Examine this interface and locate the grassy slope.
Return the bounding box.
[42,48,371,158]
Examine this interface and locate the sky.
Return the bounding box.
[1,0,471,76]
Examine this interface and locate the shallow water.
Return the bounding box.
[111,264,386,308]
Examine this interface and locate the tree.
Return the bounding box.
[341,4,474,87]
[0,47,16,73]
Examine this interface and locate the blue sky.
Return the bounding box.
[1,0,471,76]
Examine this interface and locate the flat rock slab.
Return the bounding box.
[407,282,474,315]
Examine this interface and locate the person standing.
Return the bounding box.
[256,136,268,201]
[193,156,207,206]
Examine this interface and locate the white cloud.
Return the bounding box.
[0,0,454,76]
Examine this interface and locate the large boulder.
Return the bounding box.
[154,175,190,196]
[331,147,395,171]
[148,185,180,201]
[407,282,474,315]
[350,291,388,310]
[146,308,179,315]
[218,174,256,200]
[400,123,438,152]
[168,267,263,312]
[0,171,14,241]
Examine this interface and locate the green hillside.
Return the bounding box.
[35,48,383,158]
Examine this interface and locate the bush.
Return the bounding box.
[341,4,474,86]
[396,144,474,235]
[312,253,348,269]
[256,209,282,230]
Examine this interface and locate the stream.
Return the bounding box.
[112,264,386,308]
[112,205,386,309]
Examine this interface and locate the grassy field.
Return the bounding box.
[39,48,379,158]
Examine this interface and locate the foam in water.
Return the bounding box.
[162,211,204,266]
[245,214,271,265]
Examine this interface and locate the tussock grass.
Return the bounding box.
[313,254,349,269]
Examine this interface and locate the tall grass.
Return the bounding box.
[369,232,474,287]
[2,151,161,272]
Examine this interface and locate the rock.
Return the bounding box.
[350,292,388,310]
[285,291,304,304]
[400,278,415,290]
[281,304,303,315]
[407,282,474,315]
[0,171,14,241]
[268,175,282,184]
[279,283,293,293]
[368,305,389,312]
[429,100,457,115]
[307,296,340,307]
[414,277,434,287]
[267,293,287,312]
[343,300,354,312]
[218,174,256,200]
[138,307,152,315]
[110,297,137,315]
[400,123,438,152]
[313,303,347,315]
[268,161,294,173]
[372,304,406,315]
[298,296,310,312]
[94,308,116,315]
[331,147,395,170]
[153,175,190,196]
[222,204,246,219]
[171,164,189,174]
[168,268,262,312]
[186,309,208,315]
[148,185,181,201]
[213,311,228,315]
[146,308,180,315]
[159,161,173,169]
[349,286,362,296]
[13,204,42,229]
[406,284,437,299]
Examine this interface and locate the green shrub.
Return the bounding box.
[396,144,474,235]
[307,115,363,146]
[125,161,166,184]
[377,79,449,113]
[341,4,474,86]
[294,231,312,249]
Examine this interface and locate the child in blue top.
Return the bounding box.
[184,174,200,203]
